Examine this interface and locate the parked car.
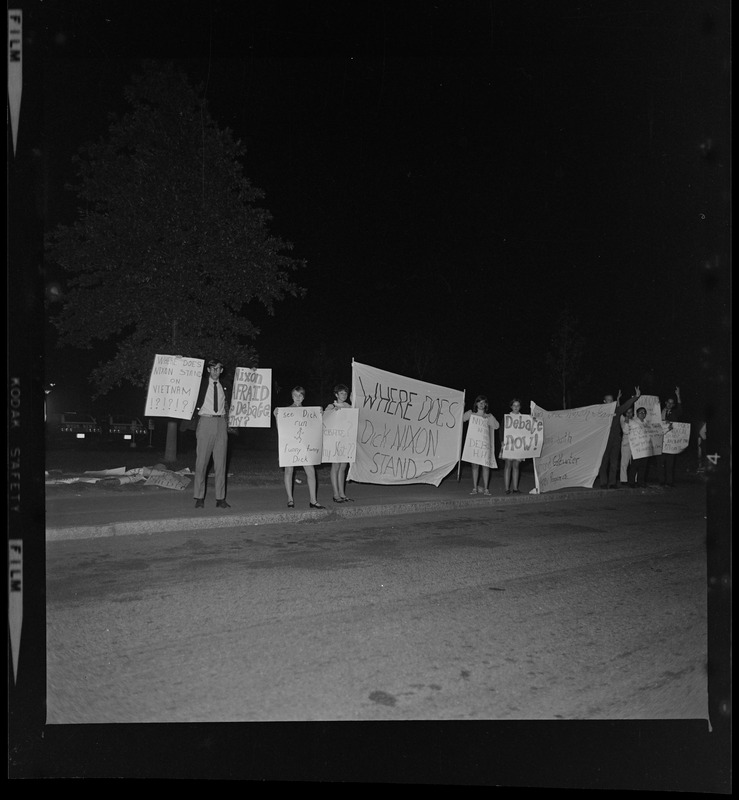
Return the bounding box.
[46,411,103,447]
[104,415,149,447]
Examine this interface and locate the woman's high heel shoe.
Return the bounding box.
[309,502,326,509]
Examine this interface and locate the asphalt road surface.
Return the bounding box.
[46,485,708,723]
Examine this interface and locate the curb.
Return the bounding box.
[45,486,645,541]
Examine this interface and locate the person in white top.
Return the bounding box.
[619,406,635,485]
[274,386,325,509]
[502,397,523,494]
[326,383,354,503]
[462,395,500,496]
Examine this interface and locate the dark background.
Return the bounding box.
[29,0,730,421]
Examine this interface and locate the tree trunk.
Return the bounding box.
[164,419,179,463]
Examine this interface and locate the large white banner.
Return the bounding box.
[322,407,359,463]
[228,367,272,427]
[461,413,497,469]
[531,402,614,493]
[276,407,323,468]
[145,354,204,419]
[348,361,464,486]
[500,414,544,459]
[662,422,691,455]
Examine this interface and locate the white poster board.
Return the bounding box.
[500,414,544,459]
[322,407,359,463]
[276,407,323,468]
[662,422,691,455]
[145,354,204,419]
[348,361,464,486]
[634,395,664,455]
[461,413,497,469]
[531,402,614,493]
[228,367,272,427]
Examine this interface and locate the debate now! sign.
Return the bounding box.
[275,406,323,468]
[461,413,497,469]
[145,355,204,419]
[531,402,614,493]
[322,407,359,463]
[500,414,544,459]
[348,361,464,486]
[228,367,272,427]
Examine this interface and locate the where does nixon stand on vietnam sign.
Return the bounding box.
[145,354,204,419]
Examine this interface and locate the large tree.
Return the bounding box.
[46,61,305,459]
[545,309,587,410]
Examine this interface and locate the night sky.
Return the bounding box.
[20,0,732,417]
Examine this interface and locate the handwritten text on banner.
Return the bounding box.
[348,361,464,486]
[531,402,614,493]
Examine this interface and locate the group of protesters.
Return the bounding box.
[598,385,684,489]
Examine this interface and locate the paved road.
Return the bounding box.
[46,484,708,723]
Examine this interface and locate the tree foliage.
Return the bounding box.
[46,61,305,395]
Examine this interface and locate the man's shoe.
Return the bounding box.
[194,499,204,508]
[216,499,231,508]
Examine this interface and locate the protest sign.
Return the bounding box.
[143,469,191,490]
[276,406,323,468]
[145,355,204,419]
[634,395,665,455]
[461,413,497,468]
[500,414,544,459]
[628,421,654,458]
[348,361,464,486]
[531,402,614,493]
[322,407,359,463]
[662,422,691,455]
[228,367,272,427]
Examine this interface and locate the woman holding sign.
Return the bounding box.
[274,386,326,509]
[462,395,500,495]
[502,397,524,494]
[326,383,354,503]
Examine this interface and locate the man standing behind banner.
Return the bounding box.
[597,386,641,489]
[658,386,683,487]
[183,358,234,509]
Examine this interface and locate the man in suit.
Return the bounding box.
[187,358,233,508]
[598,386,641,489]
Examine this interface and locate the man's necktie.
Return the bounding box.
[213,381,218,413]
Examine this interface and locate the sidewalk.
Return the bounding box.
[45,467,639,541]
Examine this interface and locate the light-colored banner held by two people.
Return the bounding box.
[531,402,614,493]
[348,361,465,486]
[145,354,204,419]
